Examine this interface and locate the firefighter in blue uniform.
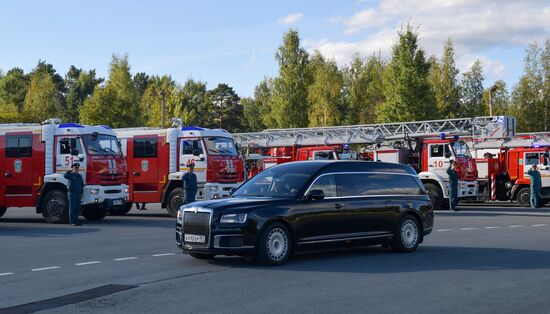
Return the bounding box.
[447,160,459,211]
[64,163,84,225]
[527,164,542,208]
[182,160,198,204]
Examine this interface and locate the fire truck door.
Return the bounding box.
[428,143,452,184]
[523,152,550,188]
[56,137,86,182]
[4,133,34,207]
[130,137,159,203]
[181,138,207,184]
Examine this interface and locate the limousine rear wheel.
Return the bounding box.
[257,222,291,266]
[391,215,420,252]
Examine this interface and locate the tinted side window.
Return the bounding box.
[309,174,337,197]
[6,135,32,157]
[525,152,540,166]
[430,145,444,157]
[182,139,203,155]
[338,173,423,196]
[134,137,158,158]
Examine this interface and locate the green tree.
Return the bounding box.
[270,30,310,128]
[139,75,177,127]
[459,60,485,117]
[377,25,436,123]
[79,54,139,127]
[178,79,209,126]
[429,39,460,118]
[207,83,243,132]
[254,78,275,128]
[241,97,264,132]
[307,52,344,126]
[64,66,103,122]
[23,72,59,122]
[133,72,150,102]
[0,68,29,111]
[482,80,510,116]
[510,42,547,131]
[343,54,385,124]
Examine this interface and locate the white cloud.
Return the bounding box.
[458,55,506,80]
[310,0,550,67]
[277,13,304,25]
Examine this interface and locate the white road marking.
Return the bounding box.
[437,229,454,232]
[509,225,525,228]
[532,224,547,227]
[460,228,478,230]
[75,261,102,266]
[152,253,176,257]
[0,272,15,276]
[485,226,503,229]
[114,257,138,261]
[31,266,60,272]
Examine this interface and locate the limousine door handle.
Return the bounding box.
[334,203,343,209]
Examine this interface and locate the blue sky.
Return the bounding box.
[1,0,548,97]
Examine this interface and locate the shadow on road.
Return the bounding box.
[0,225,100,237]
[202,245,550,273]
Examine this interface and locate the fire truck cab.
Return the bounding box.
[0,119,128,223]
[116,125,245,217]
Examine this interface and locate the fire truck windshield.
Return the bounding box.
[204,137,238,156]
[452,141,471,158]
[83,134,122,156]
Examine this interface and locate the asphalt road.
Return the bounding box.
[1,204,550,314]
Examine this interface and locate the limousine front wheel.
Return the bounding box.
[257,222,291,266]
[391,215,420,252]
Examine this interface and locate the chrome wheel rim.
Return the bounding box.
[266,228,288,262]
[401,220,418,249]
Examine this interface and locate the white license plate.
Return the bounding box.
[184,234,205,243]
[113,200,123,205]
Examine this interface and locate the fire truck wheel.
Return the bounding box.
[41,191,69,224]
[424,183,443,210]
[0,207,6,218]
[167,188,183,218]
[109,203,132,216]
[517,187,531,207]
[81,208,107,221]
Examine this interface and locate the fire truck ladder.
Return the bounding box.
[233,116,515,148]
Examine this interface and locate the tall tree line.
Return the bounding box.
[1,27,549,132]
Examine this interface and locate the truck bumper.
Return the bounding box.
[198,182,243,200]
[81,184,129,206]
[458,180,477,198]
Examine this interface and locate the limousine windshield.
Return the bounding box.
[233,166,311,198]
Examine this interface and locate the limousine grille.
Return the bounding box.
[183,211,211,247]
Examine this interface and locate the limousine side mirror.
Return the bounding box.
[306,189,325,201]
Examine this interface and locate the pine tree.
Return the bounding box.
[429,39,460,118]
[270,30,310,128]
[377,25,436,123]
[459,60,485,117]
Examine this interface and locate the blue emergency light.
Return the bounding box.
[439,133,446,139]
[454,135,460,141]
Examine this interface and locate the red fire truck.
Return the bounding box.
[115,122,245,217]
[256,144,358,170]
[0,119,128,223]
[468,134,550,206]
[234,116,515,209]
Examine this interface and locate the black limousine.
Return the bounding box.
[176,161,434,265]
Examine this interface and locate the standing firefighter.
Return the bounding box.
[528,164,542,208]
[64,163,84,225]
[183,160,198,205]
[447,160,459,212]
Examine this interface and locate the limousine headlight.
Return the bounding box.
[220,213,247,224]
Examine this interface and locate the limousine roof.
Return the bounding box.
[274,160,417,176]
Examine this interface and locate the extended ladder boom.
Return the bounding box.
[234,116,516,148]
